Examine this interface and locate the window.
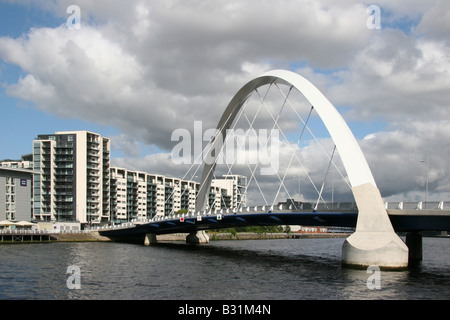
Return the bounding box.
[5,176,16,219]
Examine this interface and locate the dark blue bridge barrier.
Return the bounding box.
[97,210,450,243]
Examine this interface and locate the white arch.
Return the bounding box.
[196,69,374,210]
[196,69,408,269]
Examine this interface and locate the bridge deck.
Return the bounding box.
[97,209,450,242]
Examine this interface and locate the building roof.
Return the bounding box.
[0,167,38,175]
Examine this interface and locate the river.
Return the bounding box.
[0,236,449,300]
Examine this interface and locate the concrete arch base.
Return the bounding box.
[341,232,409,270]
[341,183,409,270]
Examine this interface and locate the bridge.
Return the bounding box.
[98,70,449,270]
[97,201,450,266]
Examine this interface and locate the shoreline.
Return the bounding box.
[0,231,350,244]
[1,232,448,244]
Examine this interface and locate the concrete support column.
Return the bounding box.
[406,232,423,264]
[186,231,210,244]
[341,183,409,270]
[144,233,157,246]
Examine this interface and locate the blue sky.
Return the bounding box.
[0,2,118,159]
[0,1,392,161]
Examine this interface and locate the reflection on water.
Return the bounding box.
[0,237,449,300]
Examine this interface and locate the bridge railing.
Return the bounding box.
[0,229,58,235]
[384,201,448,210]
[95,201,450,231]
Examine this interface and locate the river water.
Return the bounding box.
[0,237,449,300]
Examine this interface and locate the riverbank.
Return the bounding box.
[0,231,350,244]
[56,231,110,242]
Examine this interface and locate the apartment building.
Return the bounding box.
[109,167,247,223]
[211,175,247,209]
[0,154,33,170]
[32,131,110,225]
[0,167,35,222]
[110,167,195,222]
[17,129,248,226]
[110,168,150,221]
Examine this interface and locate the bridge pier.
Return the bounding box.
[341,183,409,270]
[406,232,423,264]
[144,233,157,246]
[341,232,409,270]
[186,231,209,244]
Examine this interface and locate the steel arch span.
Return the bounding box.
[196,69,409,269]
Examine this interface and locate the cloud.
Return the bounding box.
[301,30,450,123]
[0,0,374,150]
[1,0,450,202]
[113,118,450,204]
[360,120,450,201]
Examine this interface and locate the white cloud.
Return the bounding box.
[0,0,374,148]
[360,120,450,201]
[1,0,450,202]
[313,30,450,123]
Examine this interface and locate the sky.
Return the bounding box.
[0,0,449,203]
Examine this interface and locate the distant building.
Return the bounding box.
[32,131,111,225]
[0,167,35,222]
[296,226,328,234]
[110,167,157,222]
[110,167,246,223]
[0,154,33,169]
[276,199,312,210]
[6,129,247,226]
[110,166,218,222]
[211,175,247,209]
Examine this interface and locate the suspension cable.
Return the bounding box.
[314,145,337,211]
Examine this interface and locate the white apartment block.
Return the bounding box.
[109,167,246,222]
[0,154,33,170]
[211,175,247,210]
[110,167,127,221]
[32,131,110,225]
[27,130,247,225]
[110,167,198,222]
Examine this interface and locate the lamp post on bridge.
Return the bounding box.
[420,158,429,210]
